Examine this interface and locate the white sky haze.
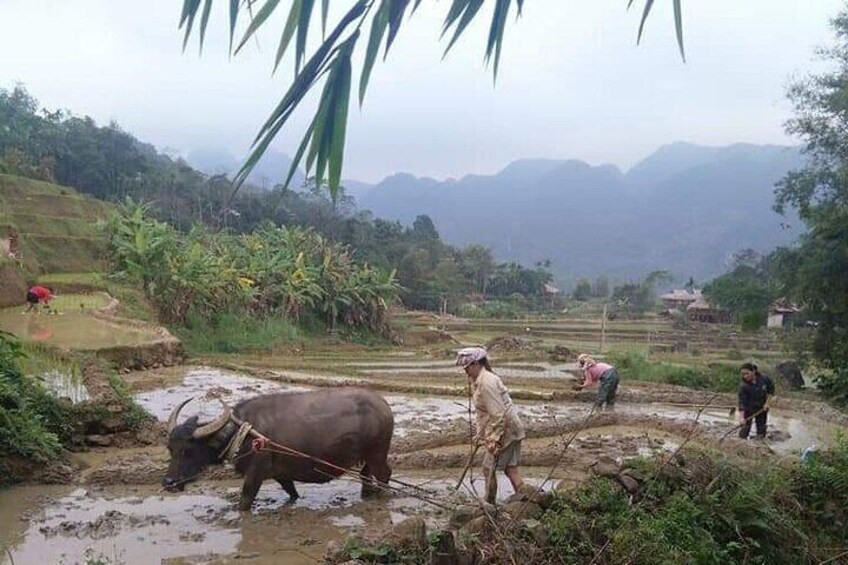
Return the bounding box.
[0,0,843,181]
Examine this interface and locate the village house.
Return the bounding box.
[686,296,733,324]
[767,299,801,329]
[660,288,702,311]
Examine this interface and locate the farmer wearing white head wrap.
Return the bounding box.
[455,346,526,503]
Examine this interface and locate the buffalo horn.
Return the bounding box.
[167,397,195,432]
[192,405,233,439]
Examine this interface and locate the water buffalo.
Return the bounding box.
[162,387,394,511]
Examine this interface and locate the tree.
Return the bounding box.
[178,0,686,200]
[704,258,776,331]
[771,6,848,401]
[593,275,610,298]
[572,278,593,301]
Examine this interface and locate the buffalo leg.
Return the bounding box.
[360,463,377,498]
[276,477,300,502]
[362,450,392,498]
[239,475,263,511]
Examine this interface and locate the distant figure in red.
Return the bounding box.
[25,285,54,313]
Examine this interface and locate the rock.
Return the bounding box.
[590,456,620,478]
[519,519,549,547]
[472,502,497,518]
[505,484,553,510]
[389,516,427,552]
[620,467,645,482]
[501,501,543,521]
[618,474,639,494]
[428,530,459,565]
[449,505,478,529]
[463,516,489,536]
[324,540,345,563]
[86,434,113,447]
[776,361,805,390]
[554,479,574,493]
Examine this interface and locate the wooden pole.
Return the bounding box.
[600,303,607,354]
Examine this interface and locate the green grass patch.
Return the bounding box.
[608,349,739,392]
[540,443,848,564]
[175,312,303,355]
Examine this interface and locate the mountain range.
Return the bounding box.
[190,142,805,285]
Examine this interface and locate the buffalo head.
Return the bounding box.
[162,397,232,492]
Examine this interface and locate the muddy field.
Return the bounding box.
[1,357,845,564]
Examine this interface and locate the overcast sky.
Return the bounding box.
[1,0,843,182]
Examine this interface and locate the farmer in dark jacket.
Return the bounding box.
[738,362,775,439]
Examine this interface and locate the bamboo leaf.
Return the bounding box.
[321,0,330,36]
[485,0,511,80]
[673,0,686,62]
[180,0,202,51]
[443,0,484,57]
[274,0,303,73]
[284,121,315,189]
[386,0,412,54]
[636,0,655,44]
[233,1,368,192]
[360,0,390,104]
[296,0,317,73]
[443,0,471,34]
[236,0,282,54]
[328,36,356,197]
[228,0,240,52]
[198,0,214,53]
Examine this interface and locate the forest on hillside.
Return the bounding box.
[0,84,554,313]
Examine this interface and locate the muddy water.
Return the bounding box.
[132,367,839,454]
[0,470,563,565]
[0,294,158,349]
[133,367,312,422]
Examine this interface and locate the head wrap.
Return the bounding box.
[455,346,488,368]
[577,353,596,369]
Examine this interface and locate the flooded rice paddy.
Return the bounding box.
[0,294,165,350]
[2,359,845,564]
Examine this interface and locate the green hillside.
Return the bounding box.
[0,174,112,274]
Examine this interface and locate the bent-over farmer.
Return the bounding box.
[576,353,619,410]
[25,285,54,313]
[456,346,525,504]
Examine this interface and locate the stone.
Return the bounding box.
[389,516,427,552]
[449,505,478,529]
[505,485,553,510]
[86,434,113,447]
[776,361,805,390]
[428,530,459,565]
[324,540,345,563]
[590,456,620,478]
[620,467,645,482]
[463,516,490,536]
[519,519,549,547]
[554,478,574,493]
[618,474,639,494]
[472,502,497,518]
[501,501,543,521]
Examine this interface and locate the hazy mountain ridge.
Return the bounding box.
[358,142,804,283]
